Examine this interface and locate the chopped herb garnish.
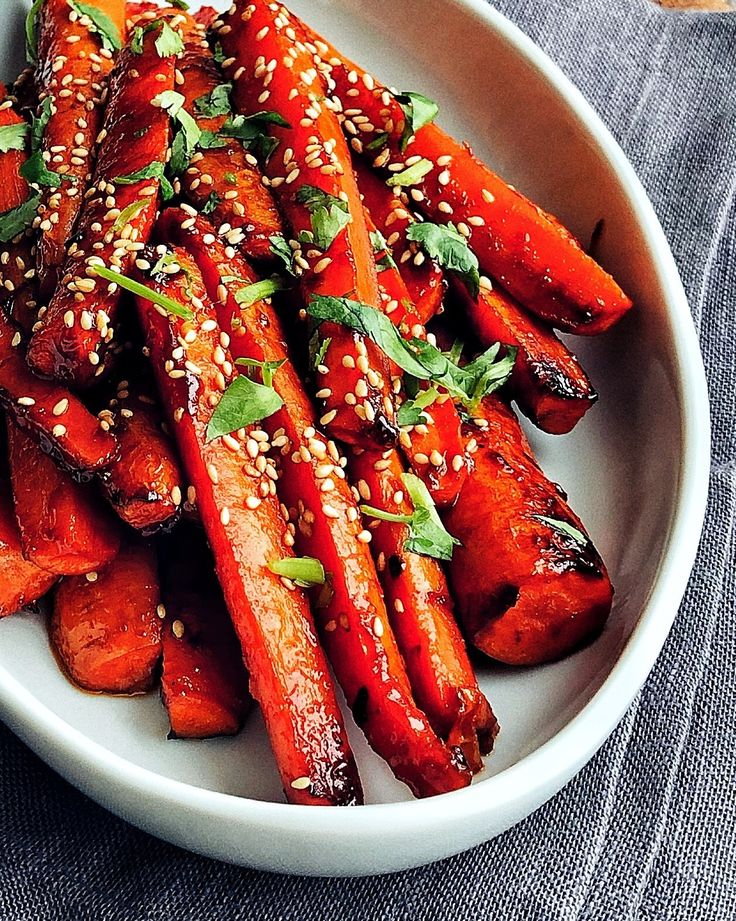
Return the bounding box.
[365,132,389,151]
[0,123,28,154]
[25,0,44,62]
[370,228,398,273]
[533,516,589,548]
[310,333,332,370]
[234,277,287,308]
[0,194,41,243]
[212,42,226,65]
[234,356,286,387]
[130,24,146,54]
[406,222,480,298]
[20,97,71,189]
[194,83,232,118]
[267,557,325,587]
[67,1,123,52]
[386,158,433,188]
[361,472,460,561]
[113,160,173,200]
[170,0,190,8]
[224,171,237,184]
[197,130,227,151]
[307,295,514,411]
[155,20,184,57]
[112,199,147,233]
[219,111,289,162]
[201,192,221,216]
[90,263,194,320]
[394,92,439,151]
[269,234,298,275]
[296,185,350,251]
[206,374,283,441]
[396,385,440,426]
[155,91,202,178]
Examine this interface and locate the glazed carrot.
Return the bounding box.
[0,477,57,616]
[452,279,597,434]
[51,538,162,693]
[7,418,120,575]
[0,89,38,334]
[33,0,127,295]
[357,159,445,325]
[161,209,471,798]
[27,20,176,387]
[0,311,118,474]
[159,524,252,739]
[443,396,613,665]
[215,0,398,448]
[99,366,184,532]
[299,20,632,335]
[348,444,497,771]
[133,244,362,805]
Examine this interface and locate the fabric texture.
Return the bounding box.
[2,0,735,917]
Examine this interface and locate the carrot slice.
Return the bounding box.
[51,538,162,693]
[0,477,57,617]
[215,0,398,449]
[348,444,497,771]
[133,243,362,805]
[297,19,632,335]
[27,20,176,387]
[443,396,613,665]
[34,0,127,295]
[356,159,445,325]
[452,279,597,434]
[161,208,472,798]
[0,311,118,474]
[159,524,252,739]
[7,418,120,575]
[99,365,184,531]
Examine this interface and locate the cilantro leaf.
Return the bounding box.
[361,472,460,561]
[130,24,147,54]
[155,21,184,57]
[295,185,350,251]
[21,153,70,188]
[113,160,173,199]
[269,234,298,275]
[309,333,332,370]
[112,199,147,233]
[152,91,201,177]
[394,91,439,151]
[0,194,41,243]
[0,123,28,154]
[25,0,44,63]
[67,1,123,52]
[370,228,398,273]
[206,374,283,441]
[406,222,480,298]
[234,277,287,308]
[201,192,221,216]
[194,83,232,118]
[267,557,325,587]
[219,111,289,162]
[234,356,286,387]
[532,516,589,548]
[90,263,193,320]
[212,42,226,65]
[396,385,440,427]
[386,158,433,188]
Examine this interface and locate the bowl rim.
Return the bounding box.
[0,0,711,839]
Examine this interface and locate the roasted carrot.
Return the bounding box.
[215,0,398,448]
[0,311,118,474]
[51,537,162,693]
[348,444,497,771]
[357,159,445,325]
[133,243,362,805]
[7,417,120,575]
[298,20,632,335]
[0,475,57,616]
[158,523,252,739]
[443,395,613,665]
[33,0,127,295]
[27,20,176,387]
[0,89,38,335]
[99,364,184,532]
[161,208,472,798]
[452,279,597,434]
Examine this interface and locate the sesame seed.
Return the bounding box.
[207,464,219,484]
[85,571,98,583]
[17,397,35,407]
[290,776,311,790]
[482,188,496,203]
[220,507,231,525]
[357,530,372,544]
[172,620,185,639]
[320,409,337,426]
[170,486,182,506]
[373,616,384,637]
[246,496,261,510]
[156,604,166,620]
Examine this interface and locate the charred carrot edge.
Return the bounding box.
[28,21,176,387]
[99,368,184,532]
[443,396,613,666]
[0,91,39,334]
[158,524,252,739]
[0,311,118,474]
[296,18,632,335]
[7,417,120,575]
[215,0,399,449]
[356,159,445,325]
[34,0,127,295]
[161,208,472,798]
[348,444,498,770]
[451,279,597,435]
[0,476,57,616]
[51,538,162,692]
[133,243,362,806]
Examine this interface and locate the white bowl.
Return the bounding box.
[0,0,710,876]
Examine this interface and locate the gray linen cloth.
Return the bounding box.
[1,0,734,917]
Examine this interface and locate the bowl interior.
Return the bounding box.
[0,0,690,809]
